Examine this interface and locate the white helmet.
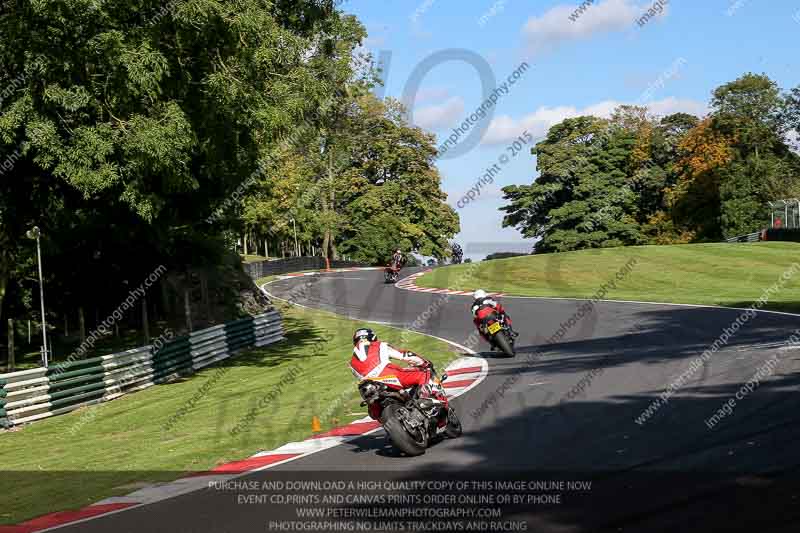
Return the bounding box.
[473,289,487,300]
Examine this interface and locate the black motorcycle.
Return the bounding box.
[479,312,516,357]
[358,359,462,456]
[451,243,463,264]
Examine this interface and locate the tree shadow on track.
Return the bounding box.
[334,368,800,532]
[472,349,519,360]
[326,302,800,531]
[499,304,800,379]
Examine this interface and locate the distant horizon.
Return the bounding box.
[413,239,535,264]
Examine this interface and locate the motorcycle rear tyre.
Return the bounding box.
[494,331,515,357]
[381,403,427,456]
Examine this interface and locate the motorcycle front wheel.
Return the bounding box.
[381,403,428,456]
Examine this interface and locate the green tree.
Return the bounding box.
[0,0,357,323]
[635,112,700,243]
[501,113,644,252]
[709,74,800,236]
[239,89,458,265]
[337,96,459,263]
[501,74,800,249]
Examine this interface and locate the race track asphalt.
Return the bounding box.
[59,267,800,532]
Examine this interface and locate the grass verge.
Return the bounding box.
[1,299,461,525]
[417,242,800,313]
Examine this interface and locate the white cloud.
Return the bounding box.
[483,107,575,144]
[414,87,452,104]
[645,96,708,118]
[483,96,708,145]
[522,0,665,55]
[412,96,464,131]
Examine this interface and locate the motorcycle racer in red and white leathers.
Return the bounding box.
[390,249,406,270]
[351,329,452,429]
[471,289,518,344]
[350,328,448,421]
[350,328,430,388]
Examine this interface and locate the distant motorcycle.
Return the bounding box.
[451,243,463,264]
[478,311,516,357]
[384,264,401,284]
[358,359,462,456]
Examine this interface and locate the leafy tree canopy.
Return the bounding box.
[502,73,800,250]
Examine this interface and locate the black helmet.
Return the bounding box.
[353,328,377,345]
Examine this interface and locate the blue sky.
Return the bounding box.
[343,0,800,261]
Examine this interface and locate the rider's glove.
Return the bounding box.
[404,351,428,367]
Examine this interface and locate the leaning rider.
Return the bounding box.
[470,289,518,343]
[391,249,406,270]
[350,328,435,418]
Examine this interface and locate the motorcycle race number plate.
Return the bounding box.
[487,322,502,335]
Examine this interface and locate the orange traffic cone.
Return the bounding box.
[311,416,321,432]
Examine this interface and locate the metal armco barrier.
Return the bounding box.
[242,256,367,280]
[0,310,284,428]
[725,231,763,243]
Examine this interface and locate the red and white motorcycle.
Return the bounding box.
[384,264,401,284]
[358,359,462,456]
